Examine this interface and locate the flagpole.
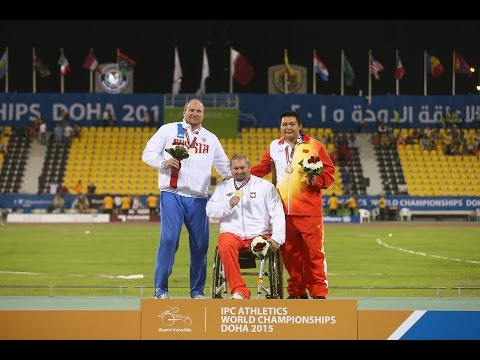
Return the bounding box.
[284,49,289,94]
[60,48,64,94]
[312,49,316,95]
[452,50,455,95]
[33,47,36,94]
[5,47,8,93]
[229,46,233,94]
[89,48,94,93]
[368,50,372,104]
[395,50,399,96]
[424,50,427,96]
[341,50,344,96]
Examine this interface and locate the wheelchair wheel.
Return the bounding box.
[211,246,225,298]
[267,249,284,299]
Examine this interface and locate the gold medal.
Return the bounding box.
[285,165,294,174]
[187,148,196,156]
[235,190,244,197]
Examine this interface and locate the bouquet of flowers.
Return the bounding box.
[298,155,323,177]
[250,235,272,259]
[165,145,190,160]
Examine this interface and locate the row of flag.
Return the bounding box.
[309,51,472,84]
[0,48,135,80]
[0,48,474,94]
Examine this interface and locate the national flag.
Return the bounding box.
[33,55,51,78]
[83,50,102,74]
[172,47,183,95]
[454,53,472,75]
[313,51,329,81]
[196,47,210,96]
[426,53,444,78]
[343,54,355,87]
[284,49,294,76]
[370,56,384,80]
[58,51,71,77]
[117,50,136,76]
[0,49,7,79]
[231,48,255,86]
[394,56,405,80]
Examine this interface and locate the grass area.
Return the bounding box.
[0,222,479,298]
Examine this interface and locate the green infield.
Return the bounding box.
[0,222,478,298]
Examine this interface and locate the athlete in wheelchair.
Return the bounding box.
[206,154,285,299]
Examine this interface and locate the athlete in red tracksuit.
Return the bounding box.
[250,111,335,299]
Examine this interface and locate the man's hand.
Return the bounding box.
[270,240,280,253]
[229,196,241,207]
[163,158,180,169]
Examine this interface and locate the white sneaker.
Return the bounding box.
[192,295,205,299]
[154,293,169,299]
[231,292,245,299]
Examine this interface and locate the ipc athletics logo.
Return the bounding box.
[98,63,130,94]
[159,306,192,327]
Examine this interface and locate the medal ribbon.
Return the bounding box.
[234,179,249,191]
[183,128,198,150]
[285,145,295,167]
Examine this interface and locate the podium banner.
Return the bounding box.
[141,299,357,340]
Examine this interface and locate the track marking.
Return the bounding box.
[377,238,480,264]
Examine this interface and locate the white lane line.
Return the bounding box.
[377,238,480,264]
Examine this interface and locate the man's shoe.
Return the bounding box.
[313,296,326,299]
[154,293,169,299]
[192,295,205,299]
[287,294,308,299]
[231,292,245,299]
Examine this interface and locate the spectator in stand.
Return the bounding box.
[64,124,73,146]
[39,121,47,145]
[73,124,81,142]
[328,193,339,216]
[121,194,131,215]
[72,195,90,214]
[144,111,153,128]
[87,183,96,195]
[60,110,69,126]
[0,140,7,158]
[146,193,159,214]
[54,123,63,144]
[341,167,352,195]
[102,193,114,214]
[346,195,358,216]
[58,183,69,195]
[114,195,122,214]
[379,195,386,221]
[33,116,42,137]
[132,196,144,214]
[49,182,59,195]
[73,180,83,194]
[102,109,113,128]
[53,194,65,213]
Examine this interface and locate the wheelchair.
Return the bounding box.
[211,246,284,299]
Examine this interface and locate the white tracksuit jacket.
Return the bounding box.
[142,120,231,198]
[206,175,286,246]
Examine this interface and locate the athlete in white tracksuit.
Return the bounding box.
[206,154,285,299]
[142,99,230,298]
